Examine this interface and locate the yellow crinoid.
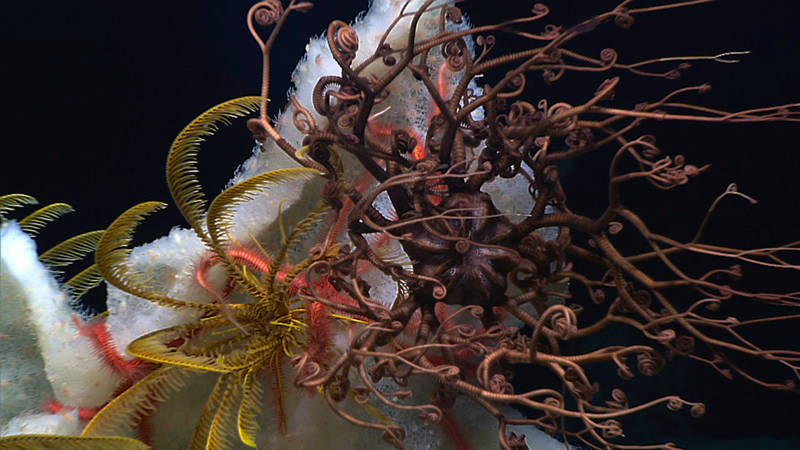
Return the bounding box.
[78,96,341,449]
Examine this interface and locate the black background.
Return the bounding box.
[3,1,799,448]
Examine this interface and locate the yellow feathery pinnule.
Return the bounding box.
[204,167,322,302]
[0,193,38,220]
[263,199,330,293]
[189,372,242,450]
[18,202,74,237]
[63,264,104,303]
[95,201,220,312]
[82,366,190,439]
[0,435,149,450]
[126,321,240,373]
[166,96,262,247]
[279,200,330,258]
[189,374,231,450]
[39,229,105,268]
[205,167,322,249]
[236,365,265,447]
[215,336,277,372]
